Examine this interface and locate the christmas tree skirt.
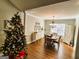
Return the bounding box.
[0,56,9,59]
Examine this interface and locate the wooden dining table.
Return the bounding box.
[44,34,61,48]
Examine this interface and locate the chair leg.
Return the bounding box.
[44,41,47,46]
[58,43,60,50]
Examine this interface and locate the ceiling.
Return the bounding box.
[0,0,79,20]
[25,0,79,19]
[9,0,69,11]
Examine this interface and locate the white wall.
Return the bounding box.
[64,24,75,44]
[25,12,44,44]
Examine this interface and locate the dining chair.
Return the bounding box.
[44,35,54,47]
[44,34,61,49]
[53,36,61,49]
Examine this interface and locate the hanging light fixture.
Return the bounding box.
[52,16,55,23]
[49,16,55,26]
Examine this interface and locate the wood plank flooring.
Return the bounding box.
[27,39,74,59]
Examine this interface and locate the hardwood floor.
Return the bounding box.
[27,39,74,59]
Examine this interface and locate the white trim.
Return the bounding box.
[27,40,37,44]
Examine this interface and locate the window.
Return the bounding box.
[50,24,65,36]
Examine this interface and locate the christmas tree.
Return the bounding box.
[2,12,27,59]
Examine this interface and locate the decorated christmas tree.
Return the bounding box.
[2,12,27,59]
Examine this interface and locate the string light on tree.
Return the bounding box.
[2,12,27,59]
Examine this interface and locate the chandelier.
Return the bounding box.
[52,16,55,23]
[49,16,55,26]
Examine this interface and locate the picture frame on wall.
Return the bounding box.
[34,22,43,32]
[4,20,7,29]
[0,20,7,30]
[4,20,11,29]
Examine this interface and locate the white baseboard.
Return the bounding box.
[27,41,31,44]
[27,40,37,44]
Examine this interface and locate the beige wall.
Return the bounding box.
[0,20,6,47]
[25,13,44,44]
[0,12,24,47]
[44,19,75,44]
[0,0,19,47]
[0,0,19,20]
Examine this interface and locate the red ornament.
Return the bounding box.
[16,50,26,59]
